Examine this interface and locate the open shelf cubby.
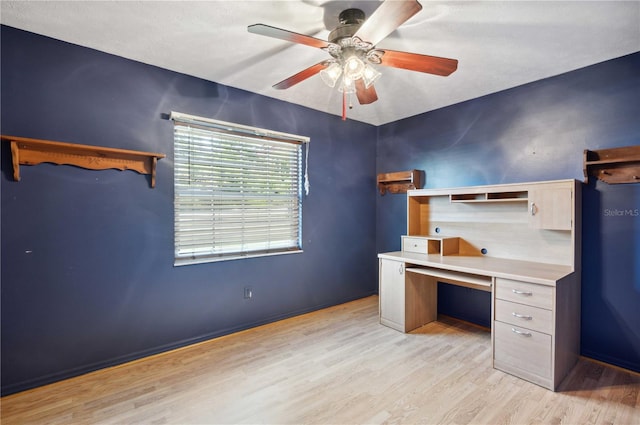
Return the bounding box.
[402,235,460,257]
[450,190,528,203]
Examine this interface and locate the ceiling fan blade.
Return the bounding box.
[354,0,423,46]
[355,79,378,104]
[379,49,458,76]
[273,61,330,90]
[248,24,329,49]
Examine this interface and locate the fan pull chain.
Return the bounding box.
[341,92,355,121]
[342,91,347,121]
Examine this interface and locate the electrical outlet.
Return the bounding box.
[244,286,253,299]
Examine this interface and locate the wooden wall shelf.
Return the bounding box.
[377,169,423,195]
[1,135,165,188]
[584,145,640,184]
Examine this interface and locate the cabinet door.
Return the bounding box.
[529,187,573,230]
[379,258,405,331]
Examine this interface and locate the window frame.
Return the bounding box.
[170,111,309,266]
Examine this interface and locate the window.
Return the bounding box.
[171,112,309,266]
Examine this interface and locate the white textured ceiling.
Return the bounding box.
[1,1,639,126]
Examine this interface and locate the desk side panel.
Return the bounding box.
[553,272,581,389]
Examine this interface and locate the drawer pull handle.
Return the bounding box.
[512,289,533,296]
[512,312,533,320]
[511,327,532,337]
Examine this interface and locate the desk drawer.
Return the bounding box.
[402,236,428,254]
[495,299,553,334]
[495,278,553,310]
[494,321,552,379]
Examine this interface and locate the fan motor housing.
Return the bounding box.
[328,8,365,43]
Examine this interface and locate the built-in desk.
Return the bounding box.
[378,180,581,391]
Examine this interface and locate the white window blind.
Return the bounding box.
[171,112,309,265]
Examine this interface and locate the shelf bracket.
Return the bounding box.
[1,135,165,188]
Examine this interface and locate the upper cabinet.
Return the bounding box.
[528,186,573,230]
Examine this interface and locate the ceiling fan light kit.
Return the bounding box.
[362,65,382,89]
[248,0,458,120]
[319,62,342,88]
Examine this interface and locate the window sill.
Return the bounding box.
[174,249,304,266]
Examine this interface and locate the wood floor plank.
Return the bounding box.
[1,295,639,424]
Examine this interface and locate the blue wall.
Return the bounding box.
[377,52,640,371]
[2,26,638,395]
[0,26,378,395]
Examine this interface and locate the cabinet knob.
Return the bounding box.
[530,202,537,216]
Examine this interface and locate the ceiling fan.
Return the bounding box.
[248,0,458,120]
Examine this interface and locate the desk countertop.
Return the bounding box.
[378,251,574,285]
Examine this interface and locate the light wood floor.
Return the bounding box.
[2,295,639,424]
